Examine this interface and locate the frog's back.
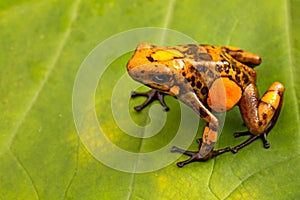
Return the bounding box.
[167,44,257,103]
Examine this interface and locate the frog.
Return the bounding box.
[126,42,284,167]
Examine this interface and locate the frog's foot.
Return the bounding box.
[196,138,202,144]
[171,144,231,168]
[131,89,169,111]
[231,131,270,153]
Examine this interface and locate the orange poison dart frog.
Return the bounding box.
[127,42,284,167]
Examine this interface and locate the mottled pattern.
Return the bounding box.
[158,44,258,103]
[127,42,284,165]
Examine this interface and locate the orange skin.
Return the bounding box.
[127,42,284,167]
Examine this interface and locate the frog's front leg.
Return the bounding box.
[170,92,231,167]
[232,82,284,153]
[131,89,169,111]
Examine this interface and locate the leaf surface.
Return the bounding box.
[0,0,299,199]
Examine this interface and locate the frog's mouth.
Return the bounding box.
[145,83,184,98]
[145,83,170,93]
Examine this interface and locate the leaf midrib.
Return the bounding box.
[284,0,299,120]
[1,0,82,198]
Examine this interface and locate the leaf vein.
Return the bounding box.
[1,0,81,157]
[208,159,220,200]
[222,154,300,199]
[11,150,40,199]
[62,137,80,199]
[160,0,177,44]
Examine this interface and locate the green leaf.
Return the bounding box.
[1,0,299,199]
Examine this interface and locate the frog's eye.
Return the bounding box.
[152,74,171,83]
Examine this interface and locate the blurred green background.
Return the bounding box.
[0,0,299,199]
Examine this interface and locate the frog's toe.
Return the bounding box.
[233,131,251,138]
[171,146,195,156]
[196,138,202,144]
[131,89,169,111]
[171,146,206,167]
[134,105,145,111]
[261,132,270,149]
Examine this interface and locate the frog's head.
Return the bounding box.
[127,42,191,96]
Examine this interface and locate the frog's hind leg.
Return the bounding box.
[131,89,169,111]
[232,82,284,153]
[222,46,261,67]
